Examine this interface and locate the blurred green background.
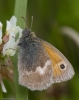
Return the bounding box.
[0,0,79,100]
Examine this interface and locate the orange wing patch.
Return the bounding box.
[43,42,65,78]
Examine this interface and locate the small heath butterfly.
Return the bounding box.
[18,27,75,91]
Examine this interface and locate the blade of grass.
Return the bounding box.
[13,0,28,100]
[14,0,28,28]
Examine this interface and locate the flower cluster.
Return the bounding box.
[0,16,22,92]
[0,16,22,56]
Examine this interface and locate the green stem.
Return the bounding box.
[14,0,28,100]
[0,86,3,100]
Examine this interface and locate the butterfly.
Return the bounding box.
[18,28,75,91]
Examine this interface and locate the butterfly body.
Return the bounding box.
[18,28,75,91]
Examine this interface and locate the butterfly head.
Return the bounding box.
[21,28,32,38]
[18,28,36,47]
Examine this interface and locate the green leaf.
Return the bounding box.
[14,0,28,100]
[14,0,28,28]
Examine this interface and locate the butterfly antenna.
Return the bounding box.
[30,16,33,31]
[21,16,26,22]
[21,16,27,27]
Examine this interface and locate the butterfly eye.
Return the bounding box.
[60,64,66,70]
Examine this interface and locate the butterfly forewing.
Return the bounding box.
[42,41,75,83]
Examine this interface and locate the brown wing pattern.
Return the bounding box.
[43,42,64,77]
[42,41,74,82]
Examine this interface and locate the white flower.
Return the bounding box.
[6,16,19,36]
[0,75,7,93]
[0,22,3,44]
[3,16,22,56]
[1,80,7,93]
[3,34,16,56]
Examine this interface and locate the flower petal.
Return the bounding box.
[3,40,10,56]
[10,16,17,29]
[0,22,3,29]
[18,27,22,38]
[6,21,11,35]
[3,32,17,56]
[0,22,3,44]
[1,80,7,93]
[6,49,16,56]
[3,39,16,56]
